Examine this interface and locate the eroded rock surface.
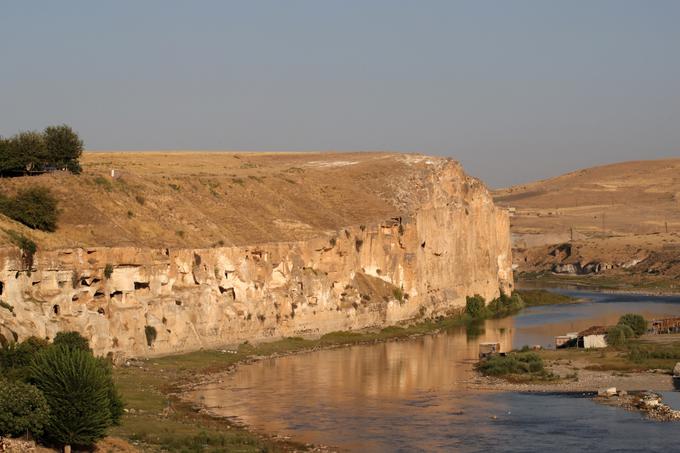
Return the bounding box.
[0,158,512,358]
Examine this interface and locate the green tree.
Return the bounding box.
[43,125,83,174]
[1,186,59,231]
[0,378,50,437]
[0,336,49,381]
[606,324,635,347]
[29,346,119,449]
[9,131,48,173]
[618,313,647,337]
[465,295,487,318]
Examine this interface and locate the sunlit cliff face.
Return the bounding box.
[0,158,512,358]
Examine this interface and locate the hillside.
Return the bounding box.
[493,158,680,286]
[0,152,445,249]
[494,158,680,240]
[0,152,513,357]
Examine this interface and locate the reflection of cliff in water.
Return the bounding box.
[187,291,680,451]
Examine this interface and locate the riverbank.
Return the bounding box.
[111,288,678,449]
[111,310,484,451]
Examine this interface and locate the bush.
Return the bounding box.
[0,378,50,437]
[145,325,157,347]
[0,186,58,232]
[0,336,49,381]
[606,324,635,347]
[477,352,545,376]
[53,331,91,352]
[618,314,647,337]
[465,295,486,318]
[29,346,119,448]
[486,292,525,317]
[104,263,114,279]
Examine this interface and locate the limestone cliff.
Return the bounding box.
[0,154,512,358]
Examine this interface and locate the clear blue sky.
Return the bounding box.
[2,1,679,187]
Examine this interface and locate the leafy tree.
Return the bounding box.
[43,125,83,174]
[606,324,635,347]
[53,331,91,352]
[0,378,50,437]
[9,131,48,173]
[0,125,83,176]
[29,346,119,449]
[618,313,647,337]
[0,336,49,381]
[465,295,487,318]
[0,186,58,231]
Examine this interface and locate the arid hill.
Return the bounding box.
[494,158,680,285]
[0,152,444,249]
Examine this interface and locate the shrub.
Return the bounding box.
[0,186,58,232]
[29,346,119,448]
[618,314,647,337]
[104,263,114,279]
[145,325,157,347]
[0,336,49,381]
[53,331,91,352]
[465,295,486,318]
[477,352,545,376]
[393,287,405,303]
[486,292,525,317]
[0,378,50,437]
[606,324,635,347]
[93,176,113,191]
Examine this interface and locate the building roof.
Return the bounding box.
[578,326,608,336]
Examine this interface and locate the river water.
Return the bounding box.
[190,290,680,452]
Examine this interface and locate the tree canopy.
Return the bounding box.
[0,125,83,176]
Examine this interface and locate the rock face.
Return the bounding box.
[0,159,512,358]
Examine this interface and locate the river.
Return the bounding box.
[188,290,680,452]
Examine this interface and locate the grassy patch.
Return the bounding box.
[515,289,578,306]
[477,351,555,382]
[93,176,113,191]
[518,272,680,294]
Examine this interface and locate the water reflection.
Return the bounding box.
[188,290,680,452]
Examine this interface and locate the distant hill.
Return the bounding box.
[494,158,680,285]
[494,158,680,240]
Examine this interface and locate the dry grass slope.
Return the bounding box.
[0,151,439,249]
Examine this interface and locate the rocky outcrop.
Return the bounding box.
[0,160,512,358]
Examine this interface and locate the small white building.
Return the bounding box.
[577,326,608,349]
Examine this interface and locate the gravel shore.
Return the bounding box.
[467,358,675,393]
